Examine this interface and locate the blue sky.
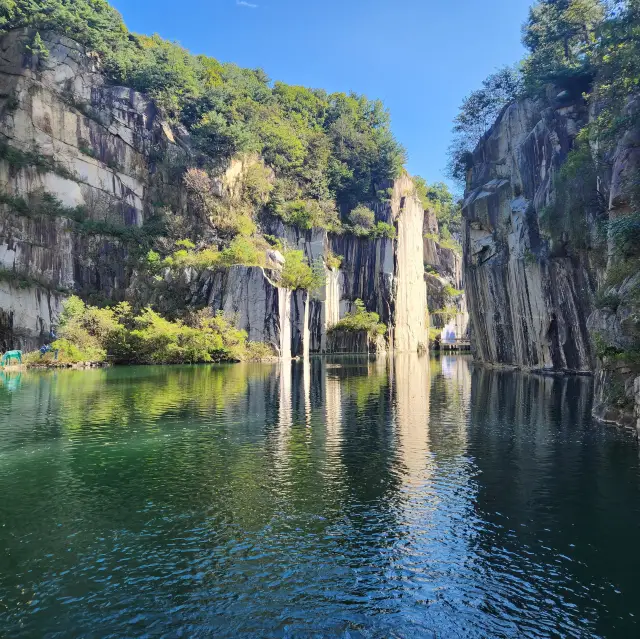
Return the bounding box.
[110,0,532,186]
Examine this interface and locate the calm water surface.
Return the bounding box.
[0,356,639,638]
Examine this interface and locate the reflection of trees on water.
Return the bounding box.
[0,357,477,634]
[467,367,640,637]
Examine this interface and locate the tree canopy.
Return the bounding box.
[1,0,406,217]
[447,0,640,188]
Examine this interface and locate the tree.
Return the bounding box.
[280,250,325,291]
[522,0,606,89]
[447,67,522,186]
[2,0,408,232]
[348,205,375,235]
[414,177,462,235]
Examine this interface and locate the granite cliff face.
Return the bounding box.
[423,207,469,343]
[462,90,639,429]
[0,29,176,349]
[0,29,428,355]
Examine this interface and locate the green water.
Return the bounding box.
[0,356,638,638]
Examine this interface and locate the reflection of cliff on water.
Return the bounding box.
[467,366,640,638]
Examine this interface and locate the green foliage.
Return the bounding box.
[348,205,375,235]
[0,2,407,229]
[594,290,621,311]
[280,250,325,291]
[522,0,605,91]
[330,299,387,337]
[424,229,461,254]
[0,1,131,58]
[149,236,271,276]
[48,296,120,363]
[35,296,272,365]
[449,1,640,192]
[0,140,74,179]
[275,198,339,231]
[371,221,396,239]
[145,249,162,273]
[0,190,85,221]
[264,234,283,251]
[0,265,68,293]
[523,248,538,265]
[432,305,458,324]
[219,236,265,268]
[592,331,624,359]
[127,307,245,364]
[243,162,274,205]
[162,246,221,271]
[539,130,601,249]
[244,341,277,361]
[0,190,164,249]
[438,235,462,253]
[26,31,48,59]
[442,284,463,301]
[414,177,462,235]
[345,206,396,239]
[325,250,343,270]
[447,67,523,185]
[182,167,255,236]
[605,257,640,288]
[609,212,640,258]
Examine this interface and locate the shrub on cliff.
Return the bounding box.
[32,296,273,365]
[329,299,386,338]
[275,199,339,231]
[0,0,405,227]
[348,205,375,235]
[155,236,268,274]
[280,250,325,291]
[371,221,396,239]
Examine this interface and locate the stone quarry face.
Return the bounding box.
[0,29,428,356]
[462,92,640,428]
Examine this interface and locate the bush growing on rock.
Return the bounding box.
[30,296,273,366]
[275,199,340,231]
[329,299,387,337]
[280,250,325,291]
[371,221,396,239]
[348,205,375,235]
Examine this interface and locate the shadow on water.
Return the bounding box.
[0,357,638,637]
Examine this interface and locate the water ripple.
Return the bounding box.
[0,358,637,637]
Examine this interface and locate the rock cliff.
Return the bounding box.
[423,207,469,344]
[0,29,428,356]
[462,89,639,429]
[0,29,177,349]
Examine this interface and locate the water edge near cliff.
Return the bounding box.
[0,355,638,638]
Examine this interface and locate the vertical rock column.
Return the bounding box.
[392,177,428,352]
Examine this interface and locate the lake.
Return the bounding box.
[0,356,638,638]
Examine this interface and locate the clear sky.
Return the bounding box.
[110,0,532,186]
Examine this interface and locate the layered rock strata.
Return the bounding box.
[0,30,428,356]
[462,90,639,427]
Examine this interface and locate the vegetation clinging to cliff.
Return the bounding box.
[33,296,273,365]
[414,178,462,238]
[447,0,640,186]
[1,0,406,217]
[329,300,387,338]
[446,68,522,185]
